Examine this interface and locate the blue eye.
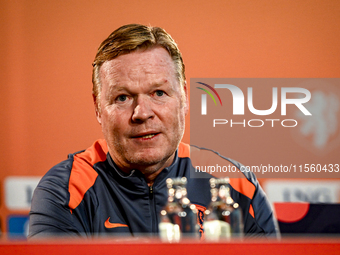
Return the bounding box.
[155,91,164,97]
[117,95,127,102]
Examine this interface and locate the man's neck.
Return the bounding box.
[107,152,176,186]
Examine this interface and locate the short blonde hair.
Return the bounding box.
[92,24,186,109]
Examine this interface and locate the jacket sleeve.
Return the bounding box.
[248,181,280,237]
[28,160,85,238]
[229,159,280,237]
[188,145,279,237]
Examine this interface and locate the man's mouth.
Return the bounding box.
[141,134,155,139]
[132,132,160,139]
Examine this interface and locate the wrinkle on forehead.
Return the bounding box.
[99,47,178,86]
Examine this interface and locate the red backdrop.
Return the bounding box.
[1,0,340,235]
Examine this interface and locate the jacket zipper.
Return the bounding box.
[149,185,158,233]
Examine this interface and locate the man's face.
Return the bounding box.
[96,47,188,177]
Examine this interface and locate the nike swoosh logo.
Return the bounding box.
[105,217,128,228]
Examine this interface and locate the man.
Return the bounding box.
[28,24,278,238]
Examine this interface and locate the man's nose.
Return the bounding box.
[131,96,155,122]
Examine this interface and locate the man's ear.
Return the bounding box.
[92,93,102,125]
[183,81,189,116]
